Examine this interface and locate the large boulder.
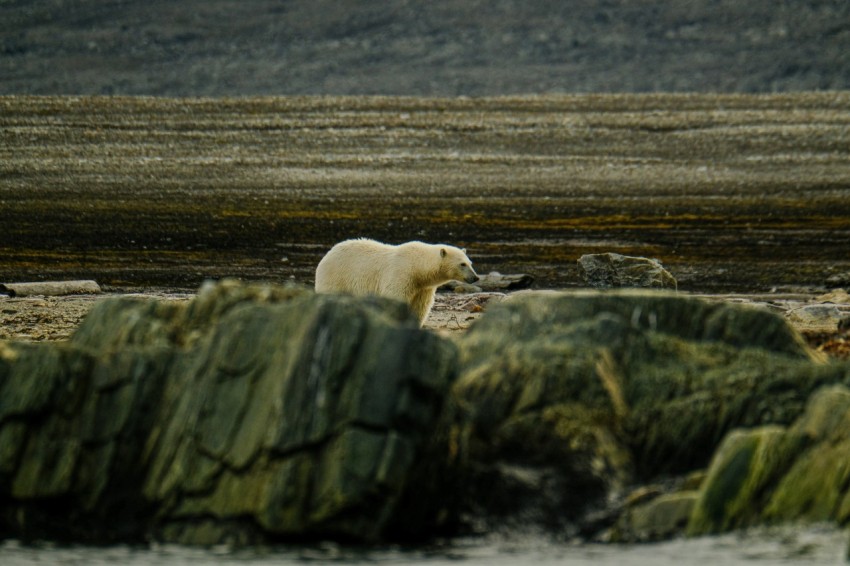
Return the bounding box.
[437,290,848,535]
[0,280,458,545]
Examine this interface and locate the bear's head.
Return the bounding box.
[440,246,479,284]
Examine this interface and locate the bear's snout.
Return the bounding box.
[466,272,480,284]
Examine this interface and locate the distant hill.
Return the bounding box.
[1,0,849,96]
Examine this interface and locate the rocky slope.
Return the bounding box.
[1,0,849,96]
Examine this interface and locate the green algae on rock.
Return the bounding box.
[439,290,848,535]
[687,385,850,536]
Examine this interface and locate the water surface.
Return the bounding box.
[2,526,847,565]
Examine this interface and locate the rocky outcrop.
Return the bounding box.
[437,290,847,536]
[688,384,850,534]
[578,253,677,290]
[0,280,457,545]
[611,383,850,541]
[1,283,849,546]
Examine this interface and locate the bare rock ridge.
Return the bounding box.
[1,280,849,546]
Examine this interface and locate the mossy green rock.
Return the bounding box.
[764,386,850,524]
[443,290,848,533]
[611,490,700,542]
[2,286,849,545]
[0,281,457,544]
[687,426,790,534]
[687,385,850,536]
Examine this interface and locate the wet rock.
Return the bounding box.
[578,253,677,290]
[0,280,458,545]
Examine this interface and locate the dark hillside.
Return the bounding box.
[1,0,849,96]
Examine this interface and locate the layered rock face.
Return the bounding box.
[0,281,457,544]
[1,282,849,546]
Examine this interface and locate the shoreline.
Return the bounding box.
[2,287,848,359]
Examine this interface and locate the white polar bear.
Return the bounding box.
[314,238,479,326]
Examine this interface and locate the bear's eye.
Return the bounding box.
[460,263,467,268]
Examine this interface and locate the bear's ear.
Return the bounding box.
[440,248,447,258]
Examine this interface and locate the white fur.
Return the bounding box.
[315,238,478,325]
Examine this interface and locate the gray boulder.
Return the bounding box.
[578,253,677,290]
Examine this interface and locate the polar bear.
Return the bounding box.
[315,238,479,326]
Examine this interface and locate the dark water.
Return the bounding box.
[2,526,847,565]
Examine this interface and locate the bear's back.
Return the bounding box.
[315,238,394,294]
